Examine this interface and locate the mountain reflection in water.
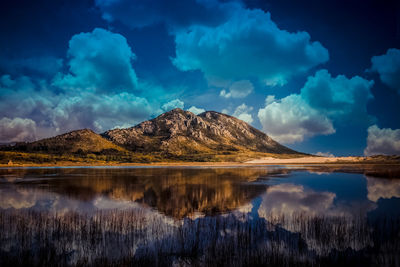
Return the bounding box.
[0,166,399,266]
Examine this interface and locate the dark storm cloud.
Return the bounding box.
[0,56,63,77]
[95,0,240,30]
[172,7,329,87]
[370,48,400,94]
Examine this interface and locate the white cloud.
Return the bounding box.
[187,106,205,115]
[232,103,253,124]
[258,94,335,143]
[161,99,184,112]
[0,117,37,143]
[364,125,400,156]
[220,80,253,98]
[221,108,229,114]
[257,70,374,143]
[265,95,276,105]
[51,91,153,133]
[315,151,335,157]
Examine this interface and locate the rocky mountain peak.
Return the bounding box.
[7,109,301,161]
[102,109,299,156]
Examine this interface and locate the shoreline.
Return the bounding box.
[1,156,399,168]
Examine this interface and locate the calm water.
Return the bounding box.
[0,166,399,266]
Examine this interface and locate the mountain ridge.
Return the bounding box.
[3,108,302,162]
[9,128,127,154]
[102,108,299,156]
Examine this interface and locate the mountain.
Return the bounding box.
[3,109,302,163]
[102,108,299,157]
[11,129,126,154]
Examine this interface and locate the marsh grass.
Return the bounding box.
[0,209,399,267]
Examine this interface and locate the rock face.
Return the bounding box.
[13,129,126,154]
[102,108,298,156]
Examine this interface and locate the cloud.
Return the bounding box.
[257,183,375,253]
[187,106,205,115]
[364,125,400,156]
[0,117,37,143]
[52,28,196,131]
[0,187,39,209]
[258,94,335,143]
[366,176,400,202]
[173,8,329,86]
[220,80,253,98]
[0,75,56,129]
[370,48,400,93]
[221,108,229,114]
[301,69,374,124]
[51,91,153,133]
[0,28,180,142]
[315,151,335,157]
[265,95,276,105]
[95,0,239,30]
[0,73,158,141]
[258,184,336,218]
[232,103,253,124]
[258,70,374,143]
[53,28,138,93]
[0,63,160,141]
[161,99,184,112]
[47,28,177,133]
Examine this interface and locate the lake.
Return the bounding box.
[0,166,399,266]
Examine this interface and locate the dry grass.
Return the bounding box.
[0,151,160,165]
[0,150,306,166]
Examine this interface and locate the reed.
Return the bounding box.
[0,209,399,266]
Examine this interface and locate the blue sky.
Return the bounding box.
[0,0,399,156]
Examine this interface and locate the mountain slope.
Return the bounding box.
[12,129,127,154]
[102,108,299,156]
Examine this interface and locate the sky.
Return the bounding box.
[0,0,400,156]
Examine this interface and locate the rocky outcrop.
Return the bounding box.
[102,108,299,155]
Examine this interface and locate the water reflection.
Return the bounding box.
[0,168,280,218]
[1,167,400,219]
[366,176,400,202]
[258,183,336,217]
[0,167,399,266]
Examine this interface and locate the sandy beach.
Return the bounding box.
[244,156,364,164]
